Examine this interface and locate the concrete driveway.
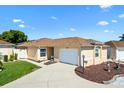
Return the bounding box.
[2,60,118,88]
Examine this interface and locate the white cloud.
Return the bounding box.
[70,28,76,31]
[59,33,63,36]
[97,21,109,26]
[104,30,109,32]
[118,14,124,18]
[50,16,58,20]
[99,5,112,9]
[112,20,118,23]
[18,24,25,28]
[13,19,24,23]
[104,29,114,33]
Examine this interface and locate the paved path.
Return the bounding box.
[2,60,119,88]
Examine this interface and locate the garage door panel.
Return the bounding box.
[118,50,124,60]
[59,48,78,65]
[19,49,27,59]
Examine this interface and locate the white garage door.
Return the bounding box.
[59,48,78,65]
[19,49,27,59]
[118,50,124,60]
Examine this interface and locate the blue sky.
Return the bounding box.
[0,5,124,42]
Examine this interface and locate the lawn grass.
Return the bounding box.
[0,60,40,86]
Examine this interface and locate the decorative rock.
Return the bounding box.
[103,74,124,84]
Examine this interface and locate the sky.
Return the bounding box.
[0,5,124,42]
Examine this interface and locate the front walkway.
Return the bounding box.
[2,59,119,88]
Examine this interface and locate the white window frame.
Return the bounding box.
[40,48,47,57]
[95,46,100,57]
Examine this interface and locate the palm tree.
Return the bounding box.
[119,34,124,41]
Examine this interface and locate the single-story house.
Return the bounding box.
[17,37,108,66]
[105,41,124,61]
[0,40,15,59]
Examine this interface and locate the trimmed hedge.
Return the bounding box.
[4,55,8,62]
[9,55,15,61]
[0,61,3,70]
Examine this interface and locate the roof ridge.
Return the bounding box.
[76,37,87,45]
[54,37,83,40]
[38,38,53,40]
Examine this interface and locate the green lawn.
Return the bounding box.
[0,61,40,86]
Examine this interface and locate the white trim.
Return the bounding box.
[37,48,47,61]
[39,48,47,57]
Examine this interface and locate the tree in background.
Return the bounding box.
[0,30,28,44]
[0,34,2,39]
[119,34,124,41]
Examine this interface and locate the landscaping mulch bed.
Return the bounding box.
[75,62,124,84]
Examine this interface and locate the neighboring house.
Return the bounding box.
[0,40,14,59]
[105,41,124,61]
[17,37,108,66]
[14,42,28,59]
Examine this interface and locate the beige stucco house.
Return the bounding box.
[0,40,14,59]
[17,37,108,66]
[105,41,124,61]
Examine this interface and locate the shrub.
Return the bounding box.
[0,60,4,71]
[15,53,18,60]
[9,55,15,61]
[4,55,8,62]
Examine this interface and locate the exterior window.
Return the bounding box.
[95,47,100,57]
[40,49,46,57]
[0,45,6,48]
[0,45,12,48]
